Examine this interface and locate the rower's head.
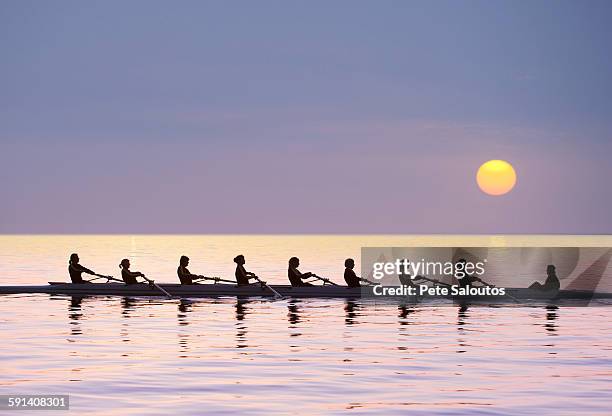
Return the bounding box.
[345,258,355,269]
[234,255,245,265]
[69,253,79,265]
[547,264,556,275]
[119,258,130,269]
[289,257,300,268]
[180,255,189,267]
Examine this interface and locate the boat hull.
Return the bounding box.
[0,282,610,301]
[0,282,362,298]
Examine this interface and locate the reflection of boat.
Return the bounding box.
[0,282,611,301]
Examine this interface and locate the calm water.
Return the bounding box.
[1,235,612,415]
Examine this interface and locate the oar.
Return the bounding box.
[86,275,108,282]
[87,274,122,283]
[421,274,521,304]
[311,274,340,286]
[252,275,284,299]
[476,278,520,303]
[359,277,378,286]
[194,276,236,284]
[415,275,452,288]
[140,276,173,299]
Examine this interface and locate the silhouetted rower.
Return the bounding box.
[343,258,361,288]
[119,259,146,285]
[68,253,97,284]
[398,258,416,287]
[234,255,256,286]
[177,255,199,285]
[456,258,485,288]
[288,257,314,287]
[529,265,560,291]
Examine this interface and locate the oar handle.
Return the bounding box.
[90,275,122,283]
[312,275,340,286]
[253,275,284,299]
[141,276,173,298]
[196,276,235,284]
[252,275,267,286]
[359,277,378,286]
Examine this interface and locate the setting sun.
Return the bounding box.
[477,160,517,196]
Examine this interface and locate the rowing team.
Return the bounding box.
[68,253,562,292]
[68,253,370,287]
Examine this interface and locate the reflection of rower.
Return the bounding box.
[398,305,417,321]
[287,300,301,328]
[121,297,136,318]
[288,257,314,287]
[178,299,193,316]
[529,265,560,291]
[68,296,85,337]
[235,299,250,349]
[234,255,258,286]
[544,304,558,335]
[344,300,360,325]
[343,259,361,288]
[235,299,249,321]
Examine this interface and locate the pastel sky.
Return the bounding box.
[1,1,611,233]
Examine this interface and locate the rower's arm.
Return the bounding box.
[179,267,197,279]
[349,270,363,280]
[72,264,96,275]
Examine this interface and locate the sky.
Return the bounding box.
[1,0,611,234]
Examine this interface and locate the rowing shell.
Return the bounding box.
[0,283,610,301]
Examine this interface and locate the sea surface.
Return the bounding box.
[1,235,611,415]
